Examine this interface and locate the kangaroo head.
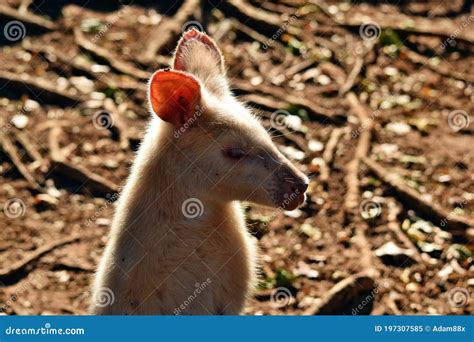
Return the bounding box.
[148,29,308,210]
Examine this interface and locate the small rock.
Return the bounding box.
[90,64,110,73]
[250,76,263,86]
[375,242,416,267]
[436,174,451,183]
[34,193,59,208]
[383,66,399,76]
[316,74,331,85]
[417,241,443,258]
[294,261,319,279]
[437,264,453,280]
[308,139,324,152]
[285,115,303,131]
[96,218,111,227]
[104,159,119,169]
[56,271,70,283]
[284,209,303,218]
[307,254,327,263]
[298,296,317,308]
[24,99,40,111]
[70,76,95,94]
[11,114,29,129]
[386,122,411,135]
[406,282,419,292]
[300,223,321,240]
[376,143,399,157]
[279,145,305,161]
[45,180,62,198]
[331,270,347,281]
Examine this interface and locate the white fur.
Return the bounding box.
[91,31,307,315]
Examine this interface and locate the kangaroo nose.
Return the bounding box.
[293,179,308,194]
[284,177,308,195]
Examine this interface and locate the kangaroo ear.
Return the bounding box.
[173,29,224,74]
[148,70,201,127]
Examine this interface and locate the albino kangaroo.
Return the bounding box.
[91,29,308,315]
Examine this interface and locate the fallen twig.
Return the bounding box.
[0,70,84,105]
[103,100,131,150]
[48,127,119,197]
[221,0,299,36]
[138,0,200,65]
[362,157,474,240]
[16,132,49,173]
[74,27,150,80]
[320,127,344,185]
[344,93,375,211]
[386,199,424,265]
[402,47,474,83]
[259,112,310,154]
[304,272,376,315]
[0,4,56,31]
[339,10,474,43]
[343,93,379,273]
[232,18,286,51]
[0,235,80,280]
[1,134,42,191]
[22,40,146,92]
[233,79,344,124]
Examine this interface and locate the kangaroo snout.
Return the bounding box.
[276,162,309,210]
[283,176,309,196]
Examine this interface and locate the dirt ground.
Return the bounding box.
[0,0,473,315]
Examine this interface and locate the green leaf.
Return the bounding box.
[275,269,297,288]
[380,29,402,47]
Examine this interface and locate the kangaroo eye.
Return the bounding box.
[225,148,246,159]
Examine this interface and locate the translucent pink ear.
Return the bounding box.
[148,70,201,127]
[173,28,224,73]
